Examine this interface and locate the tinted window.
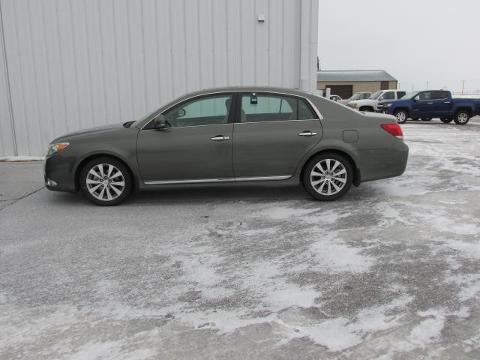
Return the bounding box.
[418,92,432,101]
[298,99,317,120]
[382,92,395,100]
[397,91,406,98]
[164,95,232,127]
[240,94,317,122]
[431,91,450,100]
[361,93,371,99]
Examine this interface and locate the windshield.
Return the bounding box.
[349,93,362,101]
[369,91,383,100]
[401,91,420,100]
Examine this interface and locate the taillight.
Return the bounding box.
[381,123,403,140]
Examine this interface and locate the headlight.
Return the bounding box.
[47,142,70,156]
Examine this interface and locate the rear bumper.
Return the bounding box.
[358,142,409,182]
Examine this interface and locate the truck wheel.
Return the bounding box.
[440,118,453,123]
[454,111,470,125]
[394,110,408,124]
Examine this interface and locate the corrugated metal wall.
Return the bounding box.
[0,0,16,157]
[0,0,318,157]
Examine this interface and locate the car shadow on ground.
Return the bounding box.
[46,183,379,207]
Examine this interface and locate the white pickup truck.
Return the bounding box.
[347,90,406,112]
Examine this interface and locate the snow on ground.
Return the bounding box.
[0,119,480,359]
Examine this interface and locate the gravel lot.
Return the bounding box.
[1,118,480,359]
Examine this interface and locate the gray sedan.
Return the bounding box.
[44,87,408,205]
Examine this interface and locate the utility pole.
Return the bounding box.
[461,80,465,95]
[426,81,429,89]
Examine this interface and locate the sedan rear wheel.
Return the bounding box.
[303,153,353,201]
[440,118,453,123]
[80,157,132,206]
[394,110,408,124]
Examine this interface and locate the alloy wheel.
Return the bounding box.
[456,112,469,124]
[310,159,347,196]
[86,163,125,201]
[395,111,407,123]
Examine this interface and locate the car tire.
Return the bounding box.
[440,118,453,123]
[421,117,432,121]
[454,111,470,125]
[302,153,353,201]
[79,157,132,206]
[394,110,408,124]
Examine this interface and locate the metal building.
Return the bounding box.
[0,0,319,157]
[317,70,398,99]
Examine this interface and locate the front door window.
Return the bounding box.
[163,95,233,127]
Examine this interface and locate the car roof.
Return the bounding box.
[177,86,312,99]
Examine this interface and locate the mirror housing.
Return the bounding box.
[153,115,169,130]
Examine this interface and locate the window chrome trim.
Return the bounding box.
[142,90,323,130]
[144,175,291,186]
[234,118,319,125]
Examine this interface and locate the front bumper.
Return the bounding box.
[44,154,77,192]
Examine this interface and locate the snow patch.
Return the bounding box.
[307,231,374,273]
[0,156,44,162]
[408,309,446,346]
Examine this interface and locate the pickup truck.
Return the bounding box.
[386,90,480,125]
[348,90,406,112]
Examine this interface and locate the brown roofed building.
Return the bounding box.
[317,70,398,99]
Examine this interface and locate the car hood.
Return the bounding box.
[51,123,129,143]
[354,99,376,106]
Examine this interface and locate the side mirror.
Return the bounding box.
[378,96,384,101]
[153,115,169,130]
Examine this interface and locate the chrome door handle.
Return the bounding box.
[210,135,230,141]
[298,131,317,137]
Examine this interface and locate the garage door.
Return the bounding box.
[326,85,353,99]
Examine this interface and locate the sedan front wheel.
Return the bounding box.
[79,157,132,206]
[303,153,353,201]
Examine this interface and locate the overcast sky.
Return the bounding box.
[317,0,480,94]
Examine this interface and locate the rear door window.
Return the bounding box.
[432,91,450,100]
[240,94,318,122]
